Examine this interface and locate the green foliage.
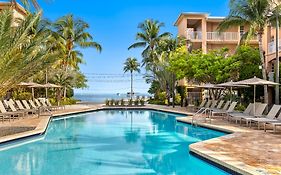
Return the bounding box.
[134,99,139,106]
[110,99,115,106]
[174,93,181,105]
[0,11,60,96]
[12,91,32,100]
[235,103,246,112]
[120,99,125,106]
[230,45,262,80]
[105,99,110,106]
[61,97,77,105]
[128,99,133,106]
[114,100,120,106]
[169,47,233,84]
[140,98,145,106]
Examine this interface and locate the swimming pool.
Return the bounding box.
[0,110,230,175]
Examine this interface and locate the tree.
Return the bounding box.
[53,14,102,70]
[52,15,102,97]
[123,57,140,100]
[0,10,59,96]
[128,19,171,69]
[217,0,280,103]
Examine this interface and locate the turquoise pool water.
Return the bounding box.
[0,110,230,175]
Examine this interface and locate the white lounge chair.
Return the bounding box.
[0,101,22,122]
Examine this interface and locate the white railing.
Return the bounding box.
[268,40,281,54]
[207,32,239,41]
[187,31,202,40]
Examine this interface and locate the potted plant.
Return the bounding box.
[110,99,115,106]
[128,99,133,106]
[120,99,125,106]
[114,100,120,106]
[140,98,145,106]
[105,99,110,106]
[134,99,139,106]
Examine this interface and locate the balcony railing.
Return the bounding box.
[268,40,281,54]
[207,32,239,41]
[187,31,202,40]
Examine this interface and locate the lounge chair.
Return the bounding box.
[196,100,207,110]
[15,100,37,115]
[40,99,62,111]
[207,100,218,110]
[229,103,267,125]
[6,100,28,118]
[210,101,236,118]
[0,101,22,122]
[46,99,63,110]
[210,100,224,111]
[22,100,37,110]
[264,113,281,132]
[248,105,281,129]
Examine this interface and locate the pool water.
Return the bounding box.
[0,110,230,175]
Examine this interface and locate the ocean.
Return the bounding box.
[74,93,151,103]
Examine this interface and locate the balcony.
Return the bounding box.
[268,40,281,54]
[187,31,202,40]
[207,32,239,41]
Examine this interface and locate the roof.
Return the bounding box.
[174,12,225,26]
[0,1,27,15]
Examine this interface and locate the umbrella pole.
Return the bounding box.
[254,85,256,116]
[230,87,233,102]
[32,88,34,100]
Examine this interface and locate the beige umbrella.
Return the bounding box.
[234,76,279,116]
[42,83,62,98]
[28,83,44,99]
[198,83,224,100]
[217,80,249,101]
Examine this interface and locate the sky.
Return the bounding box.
[37,0,230,94]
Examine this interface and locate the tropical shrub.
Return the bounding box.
[134,99,139,106]
[105,99,110,106]
[114,100,120,106]
[128,99,133,106]
[13,91,32,100]
[120,99,125,106]
[110,99,115,106]
[140,98,145,106]
[61,97,77,105]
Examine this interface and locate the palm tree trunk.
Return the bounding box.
[131,71,133,100]
[257,33,268,104]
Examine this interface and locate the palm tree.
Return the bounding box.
[128,19,171,69]
[123,57,140,100]
[0,10,60,96]
[10,0,40,10]
[217,0,279,104]
[53,14,102,70]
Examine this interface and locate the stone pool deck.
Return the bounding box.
[0,104,280,175]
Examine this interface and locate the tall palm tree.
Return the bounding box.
[217,0,278,104]
[123,57,140,100]
[128,19,171,69]
[53,14,102,70]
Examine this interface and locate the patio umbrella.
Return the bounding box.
[28,83,44,99]
[233,76,279,116]
[198,83,224,100]
[217,80,249,101]
[42,83,62,98]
